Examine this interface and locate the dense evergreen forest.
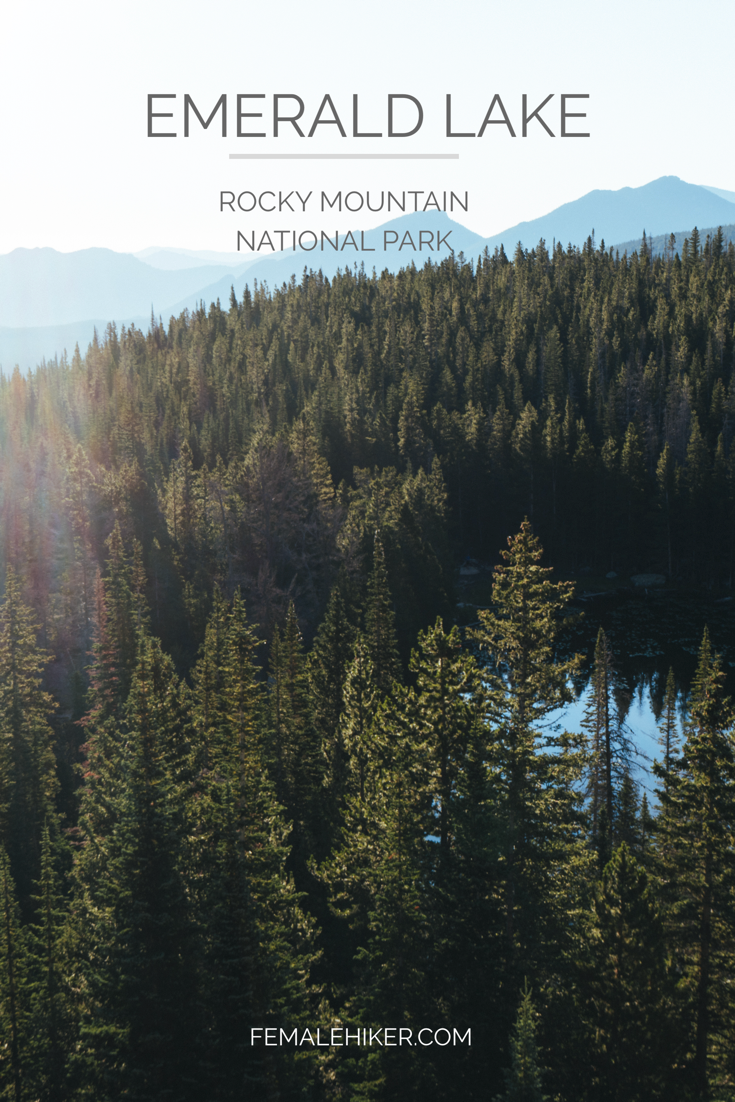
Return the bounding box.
[1,230,735,1100]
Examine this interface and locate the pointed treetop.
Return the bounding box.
[496,979,547,1102]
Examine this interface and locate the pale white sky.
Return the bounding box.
[2,0,732,254]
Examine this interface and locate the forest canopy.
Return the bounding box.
[1,231,735,1100]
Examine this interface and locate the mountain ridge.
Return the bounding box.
[3,176,735,369]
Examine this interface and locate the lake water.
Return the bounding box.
[552,588,735,801]
[547,682,667,801]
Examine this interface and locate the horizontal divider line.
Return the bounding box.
[228,153,460,160]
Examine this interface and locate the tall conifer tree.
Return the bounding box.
[576,844,676,1102]
[364,535,401,696]
[269,602,321,873]
[25,825,74,1102]
[582,627,633,862]
[473,528,590,978]
[0,845,27,1102]
[472,522,588,998]
[495,981,547,1102]
[657,666,679,788]
[308,585,356,854]
[73,632,198,1102]
[653,629,735,1098]
[0,568,57,913]
[189,591,318,1098]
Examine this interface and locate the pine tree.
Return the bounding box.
[75,536,145,887]
[0,845,27,1102]
[638,792,655,860]
[653,629,735,1098]
[576,844,676,1102]
[340,640,381,808]
[130,540,150,633]
[308,584,356,854]
[0,567,57,913]
[495,981,547,1102]
[620,422,646,562]
[409,618,479,857]
[656,442,676,577]
[63,442,96,649]
[269,603,321,872]
[73,632,198,1102]
[84,523,142,733]
[309,586,356,754]
[189,591,317,1100]
[364,534,401,696]
[615,770,640,854]
[511,402,539,528]
[582,627,632,862]
[429,708,502,1101]
[540,398,565,560]
[188,587,228,777]
[683,416,713,582]
[25,825,74,1102]
[332,686,436,1102]
[657,666,679,789]
[191,780,292,1102]
[472,522,588,991]
[217,590,264,801]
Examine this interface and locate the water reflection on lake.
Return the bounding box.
[551,588,735,799]
[546,683,672,800]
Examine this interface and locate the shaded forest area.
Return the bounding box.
[3,226,735,663]
[1,233,735,1101]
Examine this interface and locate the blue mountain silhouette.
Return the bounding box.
[2,177,734,369]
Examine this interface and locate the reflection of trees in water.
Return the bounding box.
[583,627,637,861]
[559,593,735,717]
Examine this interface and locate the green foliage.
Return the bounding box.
[653,629,735,1099]
[86,524,142,726]
[583,628,633,862]
[269,602,322,872]
[1,242,735,1098]
[0,845,27,1102]
[73,633,198,1102]
[25,825,75,1102]
[3,240,735,658]
[308,584,357,854]
[0,568,57,913]
[364,535,401,696]
[340,639,381,808]
[576,844,676,1102]
[189,591,319,1098]
[324,682,436,1101]
[658,666,680,784]
[472,522,590,991]
[408,618,479,856]
[614,771,641,855]
[495,981,547,1102]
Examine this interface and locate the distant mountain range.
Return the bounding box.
[134,247,261,271]
[480,176,735,254]
[2,176,734,370]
